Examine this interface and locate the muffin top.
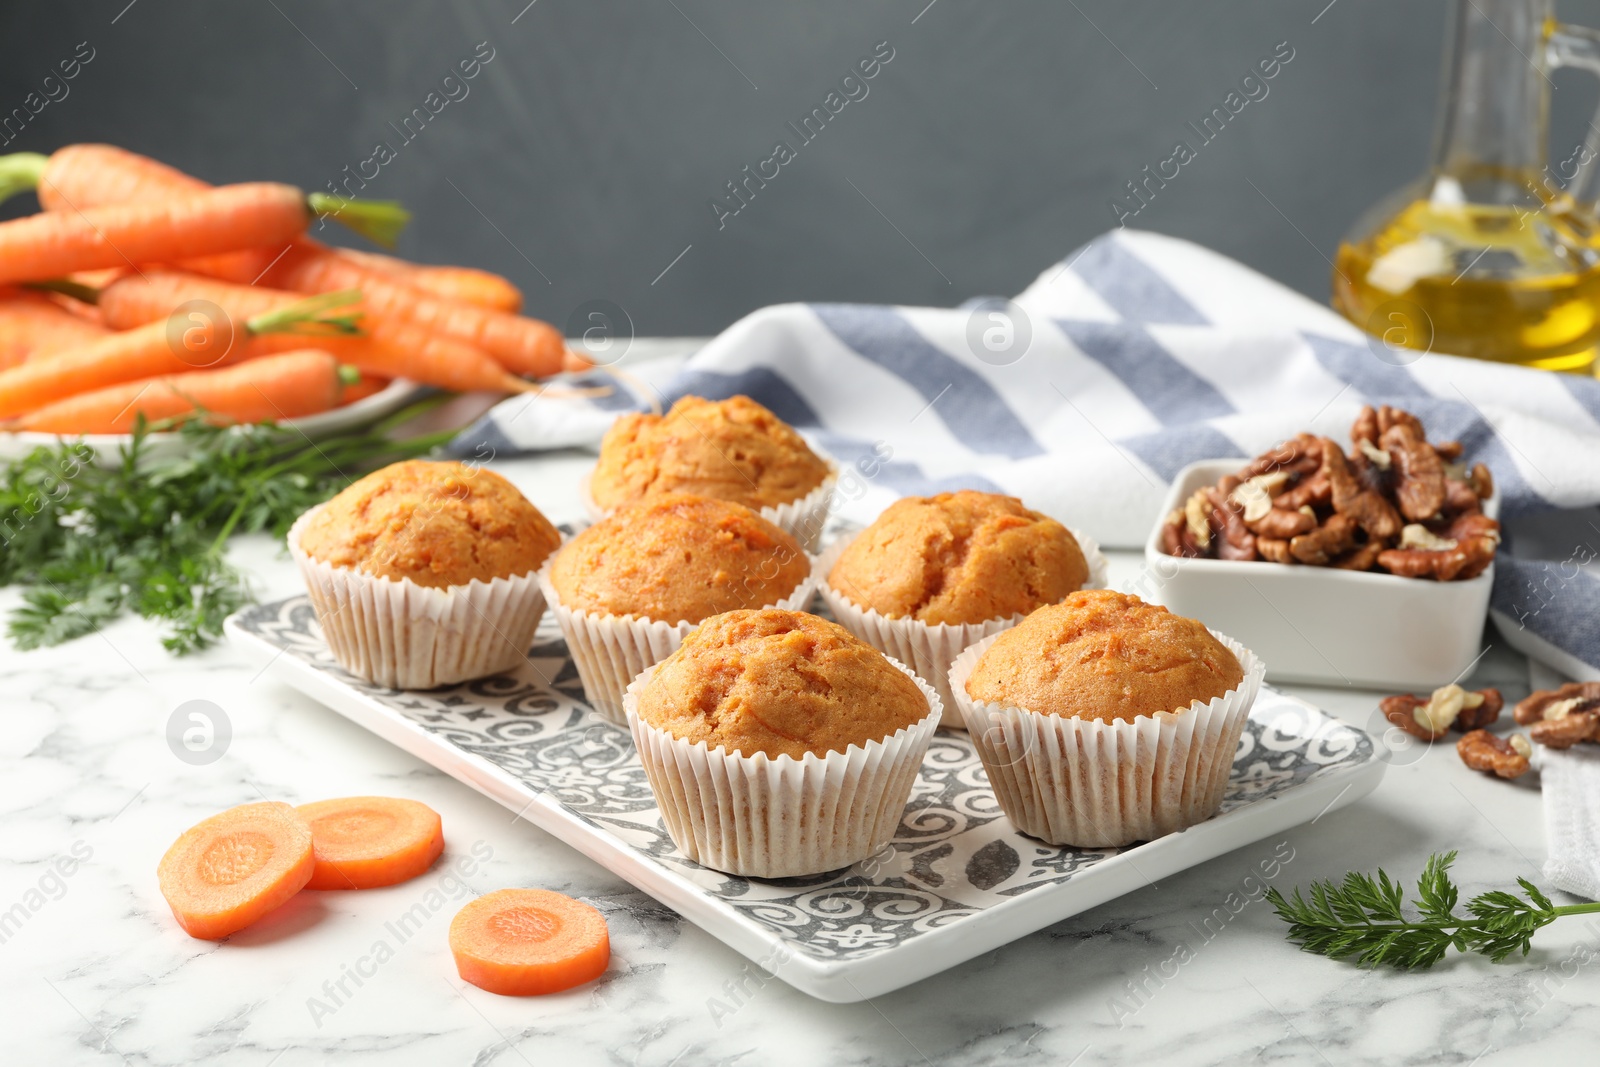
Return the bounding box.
[828,491,1090,626]
[633,608,930,759]
[548,494,810,624]
[298,460,559,589]
[964,590,1243,722]
[589,394,830,511]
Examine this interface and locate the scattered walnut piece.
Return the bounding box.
[1457,730,1532,779]
[1530,710,1600,750]
[1380,685,1501,740]
[1513,681,1600,725]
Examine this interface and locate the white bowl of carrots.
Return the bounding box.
[0,143,585,446]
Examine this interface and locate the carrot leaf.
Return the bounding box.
[307,193,413,249]
[0,152,48,207]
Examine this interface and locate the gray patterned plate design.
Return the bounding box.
[226,596,1384,1003]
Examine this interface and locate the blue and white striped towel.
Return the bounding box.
[457,228,1600,678]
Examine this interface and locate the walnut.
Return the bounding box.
[1456,730,1532,779]
[1229,472,1289,523]
[1382,694,1448,741]
[1277,471,1331,512]
[1246,506,1317,539]
[1380,685,1501,739]
[1442,479,1482,517]
[1514,682,1600,725]
[1455,687,1504,730]
[1289,512,1357,565]
[1183,489,1213,550]
[1530,710,1600,749]
[1257,536,1293,564]
[1382,421,1448,522]
[1351,405,1380,448]
[1238,433,1322,480]
[1376,405,1425,438]
[1323,438,1402,542]
[1161,509,1206,558]
[1206,486,1257,562]
[1377,511,1499,581]
[1468,463,1493,501]
[1331,541,1385,571]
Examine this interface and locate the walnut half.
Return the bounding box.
[1457,730,1532,779]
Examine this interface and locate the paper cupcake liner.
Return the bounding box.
[949,630,1263,848]
[538,561,819,726]
[623,658,942,878]
[288,506,549,690]
[580,458,839,553]
[814,526,1109,730]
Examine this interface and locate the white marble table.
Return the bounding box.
[4,368,1592,1066]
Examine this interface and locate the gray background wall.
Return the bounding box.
[3,1,1598,336]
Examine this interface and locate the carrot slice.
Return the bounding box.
[157,801,315,940]
[449,889,610,995]
[296,796,444,890]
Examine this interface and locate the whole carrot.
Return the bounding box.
[0,288,109,367]
[0,288,357,418]
[0,184,324,285]
[10,350,346,434]
[338,248,524,313]
[90,270,543,395]
[0,146,412,250]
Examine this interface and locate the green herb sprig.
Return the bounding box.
[0,401,456,654]
[1267,851,1600,969]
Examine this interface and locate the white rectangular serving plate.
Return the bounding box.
[227,596,1385,1003]
[1145,460,1498,690]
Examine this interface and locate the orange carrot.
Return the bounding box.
[157,801,315,940]
[260,245,570,377]
[35,143,208,208]
[4,146,562,371]
[2,145,412,249]
[0,183,326,285]
[338,249,523,313]
[11,350,344,434]
[0,288,356,418]
[96,270,543,395]
[338,373,390,406]
[0,288,109,367]
[449,889,611,996]
[295,796,445,890]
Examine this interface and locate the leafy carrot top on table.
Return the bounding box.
[0,401,455,652]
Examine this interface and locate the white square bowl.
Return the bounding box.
[1140,459,1497,691]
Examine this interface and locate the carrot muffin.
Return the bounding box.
[818,491,1104,726]
[635,609,929,759]
[624,608,941,877]
[290,460,558,689]
[828,491,1090,625]
[539,495,818,724]
[964,590,1243,720]
[549,494,809,625]
[951,590,1261,848]
[587,395,835,549]
[299,460,560,587]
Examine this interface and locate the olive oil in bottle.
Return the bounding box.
[1333,0,1600,374]
[1333,194,1600,373]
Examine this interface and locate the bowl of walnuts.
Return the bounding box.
[1142,405,1500,690]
